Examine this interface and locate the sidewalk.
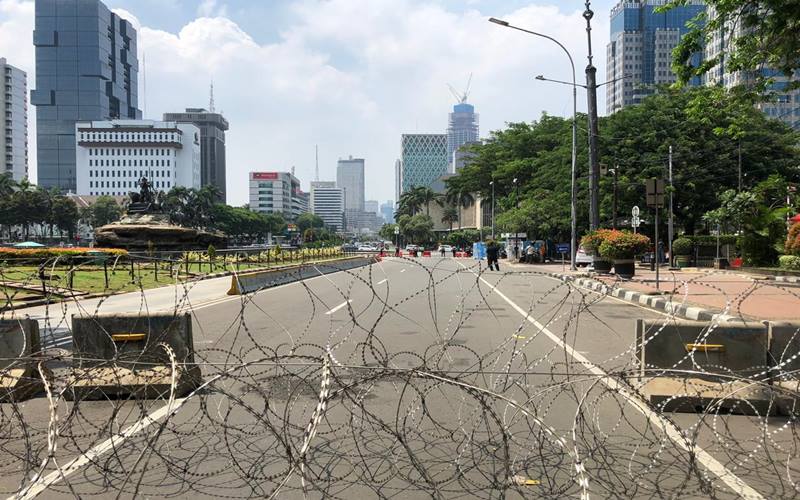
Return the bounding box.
[506,261,800,321]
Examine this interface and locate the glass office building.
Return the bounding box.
[32,0,141,192]
[446,103,479,170]
[336,156,365,211]
[400,134,448,194]
[606,0,705,113]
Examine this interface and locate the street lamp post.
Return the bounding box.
[490,180,495,239]
[513,177,519,208]
[489,17,578,271]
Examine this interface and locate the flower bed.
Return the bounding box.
[0,247,127,260]
[598,231,651,261]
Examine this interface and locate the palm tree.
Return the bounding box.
[414,186,443,216]
[445,187,474,230]
[441,206,459,231]
[398,189,422,216]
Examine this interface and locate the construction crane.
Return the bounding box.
[447,73,472,104]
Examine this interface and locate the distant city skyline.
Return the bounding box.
[2,1,623,203]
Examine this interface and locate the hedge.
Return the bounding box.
[688,235,738,247]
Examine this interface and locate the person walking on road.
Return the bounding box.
[486,240,500,271]
[452,246,457,258]
[525,244,535,264]
[440,246,446,257]
[513,244,519,261]
[394,246,400,257]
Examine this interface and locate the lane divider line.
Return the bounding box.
[376,279,388,285]
[325,300,353,315]
[466,268,764,500]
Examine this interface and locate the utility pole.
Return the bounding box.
[738,141,742,191]
[612,165,618,230]
[668,145,674,267]
[583,1,601,230]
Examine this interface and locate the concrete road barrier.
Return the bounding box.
[68,312,201,400]
[0,319,44,402]
[768,321,800,415]
[635,318,774,415]
[228,256,375,295]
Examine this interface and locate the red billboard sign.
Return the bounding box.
[252,172,279,180]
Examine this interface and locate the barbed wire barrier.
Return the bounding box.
[0,256,799,498]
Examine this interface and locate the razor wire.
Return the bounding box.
[0,256,798,499]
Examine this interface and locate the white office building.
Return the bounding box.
[310,181,345,232]
[1,58,28,181]
[75,120,201,196]
[249,171,305,220]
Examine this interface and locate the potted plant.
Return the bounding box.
[599,230,651,278]
[672,237,693,268]
[580,229,614,273]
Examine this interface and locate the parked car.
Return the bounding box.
[437,245,453,253]
[405,244,419,252]
[341,244,357,252]
[575,247,594,267]
[357,245,377,251]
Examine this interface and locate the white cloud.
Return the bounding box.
[0,0,609,203]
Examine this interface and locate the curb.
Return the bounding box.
[529,269,721,321]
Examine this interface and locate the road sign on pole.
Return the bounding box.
[646,179,665,208]
[632,206,640,217]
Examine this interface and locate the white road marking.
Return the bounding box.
[469,270,764,500]
[325,300,352,315]
[12,266,367,497]
[13,397,189,500]
[376,279,388,285]
[400,269,406,273]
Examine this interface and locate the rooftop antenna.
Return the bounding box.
[315,144,319,181]
[447,72,472,104]
[209,81,215,112]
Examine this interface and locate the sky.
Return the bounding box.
[0,0,619,206]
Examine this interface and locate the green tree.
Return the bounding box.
[50,195,80,239]
[378,223,398,241]
[441,206,459,231]
[296,213,325,233]
[83,195,122,229]
[399,213,434,244]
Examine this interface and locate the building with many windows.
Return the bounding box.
[310,181,345,232]
[248,171,306,220]
[163,108,229,200]
[75,120,200,196]
[32,0,141,192]
[336,156,364,211]
[703,6,800,129]
[605,0,705,114]
[446,103,478,170]
[0,58,28,181]
[400,134,448,194]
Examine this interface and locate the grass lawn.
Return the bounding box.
[0,254,355,298]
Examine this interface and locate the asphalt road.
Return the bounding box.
[0,257,794,499]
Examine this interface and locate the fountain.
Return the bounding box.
[94,178,227,250]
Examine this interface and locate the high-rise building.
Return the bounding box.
[364,200,380,216]
[249,171,306,220]
[76,120,201,196]
[32,0,141,192]
[400,134,447,194]
[394,159,402,204]
[163,108,229,200]
[704,6,800,129]
[380,200,394,224]
[336,156,364,211]
[0,58,28,181]
[310,181,345,232]
[605,0,705,114]
[446,103,478,169]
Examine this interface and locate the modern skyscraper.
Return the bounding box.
[605,0,705,114]
[704,6,800,129]
[163,108,229,200]
[0,58,28,181]
[364,200,380,216]
[336,156,364,211]
[400,134,447,194]
[310,181,345,232]
[446,103,478,169]
[249,171,305,220]
[380,200,394,224]
[32,0,141,192]
[76,120,201,196]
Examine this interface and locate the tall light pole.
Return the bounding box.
[583,1,601,231]
[513,177,519,208]
[490,180,495,239]
[489,17,578,271]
